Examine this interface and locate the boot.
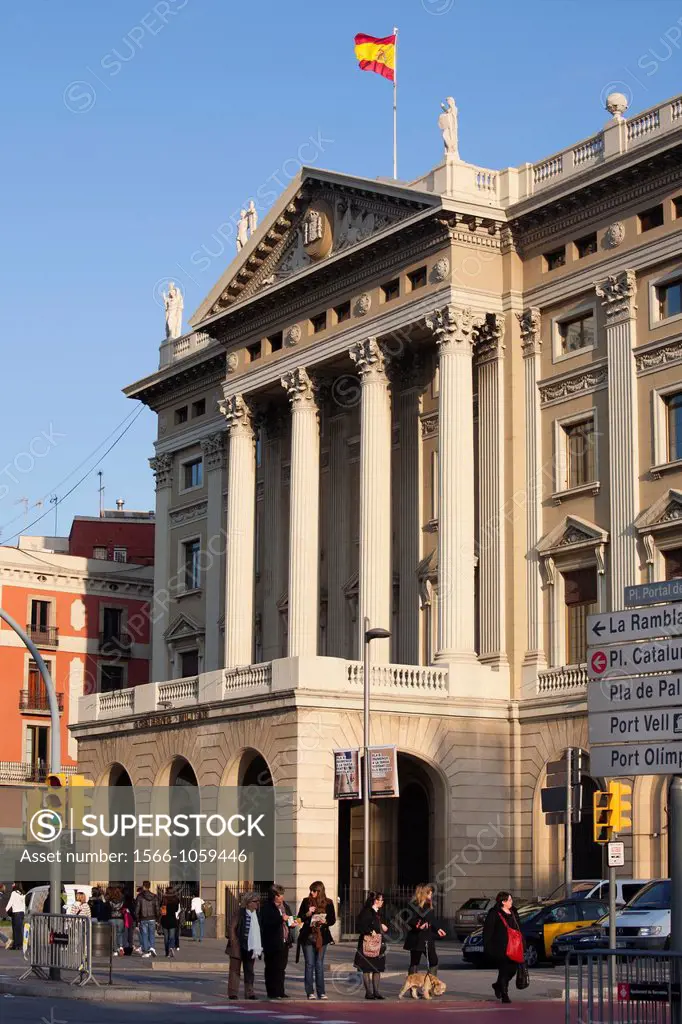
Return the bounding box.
[372,973,384,1000]
[363,973,375,1000]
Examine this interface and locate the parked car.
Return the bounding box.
[541,879,648,907]
[611,879,670,951]
[550,913,609,962]
[463,897,609,968]
[454,897,495,940]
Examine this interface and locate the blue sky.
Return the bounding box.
[2,0,682,542]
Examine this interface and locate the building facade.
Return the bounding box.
[0,511,154,785]
[74,93,682,929]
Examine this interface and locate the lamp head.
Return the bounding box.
[365,627,391,643]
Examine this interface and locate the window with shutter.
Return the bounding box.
[564,567,598,664]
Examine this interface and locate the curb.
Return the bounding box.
[0,980,191,1003]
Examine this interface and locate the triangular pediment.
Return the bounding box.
[635,489,682,531]
[190,168,438,326]
[537,514,609,555]
[164,613,204,641]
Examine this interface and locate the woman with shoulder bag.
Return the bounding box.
[483,891,527,1004]
[354,892,388,1001]
[296,881,335,1001]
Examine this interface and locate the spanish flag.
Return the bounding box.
[354,32,396,82]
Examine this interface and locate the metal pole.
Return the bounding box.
[363,616,371,896]
[672,777,682,1024]
[392,27,398,179]
[0,607,62,974]
[608,853,617,951]
[565,748,573,893]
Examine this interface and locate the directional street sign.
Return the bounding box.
[589,708,682,745]
[590,741,682,777]
[587,639,682,680]
[624,579,682,607]
[588,675,682,714]
[587,604,682,644]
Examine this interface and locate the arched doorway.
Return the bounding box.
[238,751,273,890]
[169,758,200,895]
[107,764,135,896]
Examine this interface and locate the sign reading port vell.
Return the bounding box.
[587,604,682,644]
[589,708,682,744]
[587,639,682,680]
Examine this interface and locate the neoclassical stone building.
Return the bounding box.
[74,94,682,929]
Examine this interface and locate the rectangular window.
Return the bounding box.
[381,278,400,302]
[183,458,203,489]
[639,204,664,232]
[545,247,566,271]
[92,546,107,560]
[408,266,427,290]
[564,568,598,664]
[333,301,351,324]
[246,341,261,362]
[667,392,682,462]
[100,665,125,692]
[674,196,682,219]
[27,724,49,777]
[102,607,123,641]
[191,398,206,418]
[657,279,682,320]
[575,233,597,259]
[267,331,283,352]
[27,659,49,708]
[174,406,188,425]
[565,419,596,488]
[183,539,201,591]
[559,312,595,354]
[113,546,127,563]
[665,547,682,580]
[310,312,327,333]
[30,600,50,632]
[180,649,199,677]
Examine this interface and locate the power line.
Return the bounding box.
[1,406,146,545]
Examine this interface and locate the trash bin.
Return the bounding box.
[91,921,113,959]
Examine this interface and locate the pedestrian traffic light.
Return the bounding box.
[45,773,69,788]
[593,789,614,843]
[609,781,632,833]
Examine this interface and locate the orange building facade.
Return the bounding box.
[0,511,154,784]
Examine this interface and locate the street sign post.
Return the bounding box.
[587,639,682,680]
[587,604,682,643]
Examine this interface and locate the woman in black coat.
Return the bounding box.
[483,891,525,1003]
[295,881,336,1000]
[403,883,446,973]
[354,892,388,1000]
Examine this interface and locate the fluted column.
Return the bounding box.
[427,305,477,664]
[200,432,226,671]
[349,338,392,664]
[397,377,422,665]
[474,314,507,666]
[327,412,349,657]
[518,308,547,668]
[219,393,256,668]
[261,413,283,662]
[596,270,639,607]
[149,453,173,682]
[281,368,320,657]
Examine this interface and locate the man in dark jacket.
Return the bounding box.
[227,892,261,999]
[88,887,111,922]
[258,885,294,999]
[134,881,159,958]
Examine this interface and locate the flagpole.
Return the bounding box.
[393,26,398,179]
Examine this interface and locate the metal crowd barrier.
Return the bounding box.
[19,913,94,986]
[566,950,682,1024]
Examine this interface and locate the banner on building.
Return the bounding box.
[333,749,360,800]
[369,745,399,798]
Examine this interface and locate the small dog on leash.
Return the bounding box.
[398,972,447,999]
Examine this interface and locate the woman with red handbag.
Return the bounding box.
[483,892,525,1004]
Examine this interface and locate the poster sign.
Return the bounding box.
[333,749,360,800]
[369,746,399,798]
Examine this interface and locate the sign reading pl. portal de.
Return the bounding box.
[624,579,682,607]
[587,604,682,644]
[588,675,682,714]
[590,741,682,777]
[587,639,682,680]
[589,708,682,744]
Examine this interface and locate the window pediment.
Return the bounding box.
[164,613,205,642]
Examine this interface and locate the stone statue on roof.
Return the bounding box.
[236,209,249,251]
[439,96,459,158]
[163,281,183,340]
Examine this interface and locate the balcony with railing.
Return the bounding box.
[0,762,78,784]
[98,631,133,656]
[27,624,59,648]
[19,688,64,713]
[537,664,588,697]
[158,329,214,368]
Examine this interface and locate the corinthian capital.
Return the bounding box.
[425,304,473,353]
[349,337,389,381]
[281,367,317,407]
[149,453,173,490]
[517,307,542,357]
[596,269,637,322]
[219,392,253,437]
[200,431,226,471]
[473,313,505,364]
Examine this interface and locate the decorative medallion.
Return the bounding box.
[431,257,450,282]
[603,221,625,249]
[226,352,239,374]
[286,324,302,347]
[301,201,333,261]
[355,293,372,317]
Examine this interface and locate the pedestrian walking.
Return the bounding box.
[296,880,336,1001]
[354,891,388,1001]
[88,886,110,922]
[403,883,446,974]
[67,891,91,918]
[259,884,295,1000]
[190,893,205,942]
[107,887,126,955]
[5,883,25,951]
[483,891,526,1004]
[134,880,160,957]
[160,887,181,958]
[226,891,262,1000]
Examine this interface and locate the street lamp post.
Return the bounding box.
[362,617,391,896]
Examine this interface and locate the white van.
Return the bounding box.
[612,878,670,951]
[544,879,649,908]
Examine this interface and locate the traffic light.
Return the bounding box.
[68,775,94,832]
[609,781,632,833]
[593,789,614,843]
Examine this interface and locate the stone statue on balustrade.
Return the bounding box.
[163,281,183,340]
[439,96,459,159]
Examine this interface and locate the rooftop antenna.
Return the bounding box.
[97,471,105,518]
[49,495,58,536]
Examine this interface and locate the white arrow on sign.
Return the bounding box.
[589,709,682,744]
[590,741,682,777]
[587,603,682,644]
[588,675,682,713]
[587,639,682,679]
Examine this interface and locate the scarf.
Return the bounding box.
[246,909,262,957]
